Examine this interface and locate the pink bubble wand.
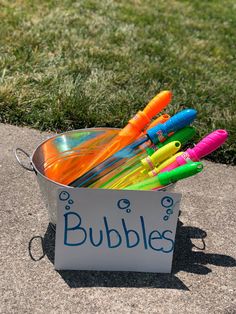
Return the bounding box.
[159,129,228,173]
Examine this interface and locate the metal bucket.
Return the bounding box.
[15,127,175,225]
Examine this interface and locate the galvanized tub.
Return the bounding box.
[15,127,175,225]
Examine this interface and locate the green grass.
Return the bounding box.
[0,0,235,164]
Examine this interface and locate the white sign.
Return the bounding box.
[55,188,181,273]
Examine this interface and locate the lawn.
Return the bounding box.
[0,0,235,164]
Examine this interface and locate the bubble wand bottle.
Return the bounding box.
[145,126,195,156]
[124,162,203,191]
[70,109,197,187]
[71,90,172,179]
[153,129,228,175]
[96,126,196,188]
[45,98,171,185]
[88,126,195,188]
[68,114,169,187]
[90,141,181,189]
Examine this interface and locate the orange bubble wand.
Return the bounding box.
[73,90,172,178]
[43,129,120,184]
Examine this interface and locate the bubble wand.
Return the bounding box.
[155,129,228,175]
[70,109,197,187]
[91,141,181,189]
[71,91,172,178]
[89,126,196,188]
[124,162,203,191]
[146,126,195,156]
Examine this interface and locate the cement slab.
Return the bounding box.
[0,123,235,313]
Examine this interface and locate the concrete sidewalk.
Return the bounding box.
[0,123,235,313]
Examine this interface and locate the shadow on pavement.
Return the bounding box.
[28,216,236,290]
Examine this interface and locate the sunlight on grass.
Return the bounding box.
[0,0,235,164]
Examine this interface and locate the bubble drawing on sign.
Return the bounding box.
[161,196,174,208]
[59,191,74,211]
[117,199,131,213]
[161,196,174,221]
[59,191,70,201]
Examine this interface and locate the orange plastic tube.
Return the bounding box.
[54,114,170,185]
[43,130,119,184]
[69,91,172,180]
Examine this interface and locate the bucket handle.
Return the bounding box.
[14,148,34,172]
